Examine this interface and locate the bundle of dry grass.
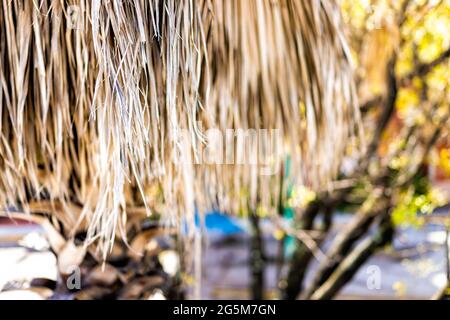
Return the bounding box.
[0,0,360,258]
[198,0,361,216]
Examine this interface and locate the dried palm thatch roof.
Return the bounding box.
[0,0,361,257]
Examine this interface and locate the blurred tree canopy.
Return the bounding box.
[280,0,450,300]
[340,0,449,225]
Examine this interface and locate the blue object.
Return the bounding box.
[182,211,245,236]
[196,211,244,235]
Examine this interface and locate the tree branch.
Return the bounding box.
[309,214,394,300]
[281,200,323,299]
[400,47,450,87]
[360,96,384,114]
[301,192,388,299]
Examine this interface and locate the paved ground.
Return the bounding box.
[200,212,449,299]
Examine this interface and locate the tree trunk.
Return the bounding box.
[250,212,265,299]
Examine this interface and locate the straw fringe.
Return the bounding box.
[0,0,360,257]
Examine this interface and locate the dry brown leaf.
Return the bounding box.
[128,229,166,260]
[74,287,112,300]
[119,276,165,300]
[57,242,86,276]
[86,264,120,287]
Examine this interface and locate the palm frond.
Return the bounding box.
[0,0,361,257]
